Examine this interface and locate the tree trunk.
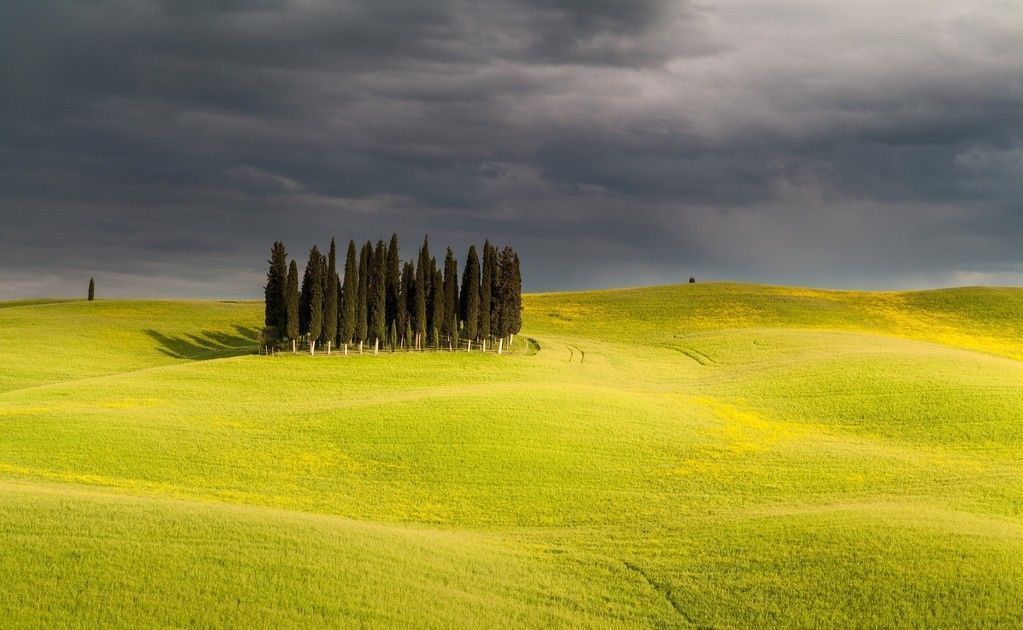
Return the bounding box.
[467,339,472,352]
[310,340,316,356]
[327,340,332,355]
[359,341,363,354]
[374,338,379,355]
[497,338,503,355]
[344,343,348,356]
[292,339,296,353]
[509,334,514,347]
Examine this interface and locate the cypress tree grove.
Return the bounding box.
[461,246,480,346]
[264,241,288,334]
[88,277,95,301]
[399,261,413,349]
[357,241,371,348]
[386,233,401,348]
[323,238,338,353]
[430,266,444,348]
[285,260,300,352]
[371,239,387,350]
[480,240,493,345]
[443,247,458,348]
[341,240,358,347]
[261,235,518,355]
[306,247,323,354]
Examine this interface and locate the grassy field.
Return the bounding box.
[1,282,1021,627]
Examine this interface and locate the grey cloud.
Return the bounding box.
[1,0,1022,298]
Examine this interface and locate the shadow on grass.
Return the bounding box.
[145,325,259,360]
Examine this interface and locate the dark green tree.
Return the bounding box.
[298,246,319,335]
[508,250,522,338]
[322,238,338,352]
[336,275,343,346]
[357,241,371,347]
[371,239,387,349]
[495,246,516,343]
[460,246,480,344]
[417,236,432,305]
[385,233,401,347]
[430,266,444,348]
[414,239,429,349]
[88,278,95,301]
[489,243,502,340]
[285,260,300,352]
[443,247,458,347]
[400,261,414,349]
[427,256,438,344]
[341,240,358,346]
[265,241,288,331]
[316,250,328,346]
[480,240,493,344]
[305,247,324,354]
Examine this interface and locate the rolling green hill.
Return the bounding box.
[1,283,1021,627]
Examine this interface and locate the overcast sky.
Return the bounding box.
[2,0,1021,298]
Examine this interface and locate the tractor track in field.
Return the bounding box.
[671,345,718,367]
[622,560,698,626]
[0,351,255,397]
[565,343,585,363]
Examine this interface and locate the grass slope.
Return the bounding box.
[1,282,1021,627]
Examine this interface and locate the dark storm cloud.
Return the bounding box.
[1,0,1021,298]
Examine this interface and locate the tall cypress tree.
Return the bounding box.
[341,240,358,346]
[265,241,288,333]
[317,251,328,345]
[427,257,438,344]
[385,233,401,347]
[443,247,458,347]
[493,244,515,341]
[88,278,95,301]
[305,246,323,353]
[489,243,502,339]
[371,240,387,347]
[417,236,432,306]
[323,238,338,351]
[399,261,413,348]
[341,274,349,343]
[430,266,444,348]
[299,248,317,335]
[480,240,493,343]
[461,246,480,343]
[285,260,300,351]
[414,239,429,349]
[357,241,371,345]
[508,250,522,337]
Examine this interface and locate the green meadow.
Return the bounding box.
[1,283,1022,627]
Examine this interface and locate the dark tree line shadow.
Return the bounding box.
[144,326,259,360]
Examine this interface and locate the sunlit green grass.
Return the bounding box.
[1,282,1021,627]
